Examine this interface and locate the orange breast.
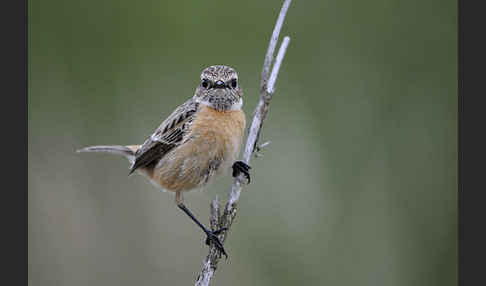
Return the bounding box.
[191,105,246,150]
[151,105,246,192]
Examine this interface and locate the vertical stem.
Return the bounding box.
[194,1,292,285]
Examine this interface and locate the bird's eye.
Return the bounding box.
[231,79,238,88]
[201,79,210,89]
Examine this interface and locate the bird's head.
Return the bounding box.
[194,65,243,111]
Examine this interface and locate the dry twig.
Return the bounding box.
[194,1,292,285]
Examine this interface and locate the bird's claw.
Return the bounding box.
[232,161,251,184]
[205,228,228,259]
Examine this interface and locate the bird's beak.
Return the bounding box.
[215,80,225,89]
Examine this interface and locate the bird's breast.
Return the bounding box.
[191,105,246,154]
[152,105,246,192]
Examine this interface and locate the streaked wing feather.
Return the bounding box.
[128,99,199,174]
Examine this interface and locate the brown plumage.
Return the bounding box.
[77,65,250,258]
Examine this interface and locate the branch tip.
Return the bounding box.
[267,36,291,94]
[261,0,293,86]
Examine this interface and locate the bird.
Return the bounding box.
[77,65,251,258]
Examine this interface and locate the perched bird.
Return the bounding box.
[77,65,251,258]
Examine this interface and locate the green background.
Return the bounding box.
[29,0,457,285]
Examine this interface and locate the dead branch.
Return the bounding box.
[194,1,292,285]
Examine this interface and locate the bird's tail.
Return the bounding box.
[76,145,139,163]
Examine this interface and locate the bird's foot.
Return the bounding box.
[204,228,228,259]
[232,161,251,184]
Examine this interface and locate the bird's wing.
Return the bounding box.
[128,99,200,174]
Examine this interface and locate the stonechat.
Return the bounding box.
[78,65,251,257]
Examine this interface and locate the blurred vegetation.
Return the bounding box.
[29,0,456,285]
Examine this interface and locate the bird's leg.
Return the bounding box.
[232,161,251,184]
[175,192,228,258]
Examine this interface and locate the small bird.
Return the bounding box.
[77,65,251,258]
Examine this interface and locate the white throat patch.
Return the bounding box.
[195,97,243,111]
